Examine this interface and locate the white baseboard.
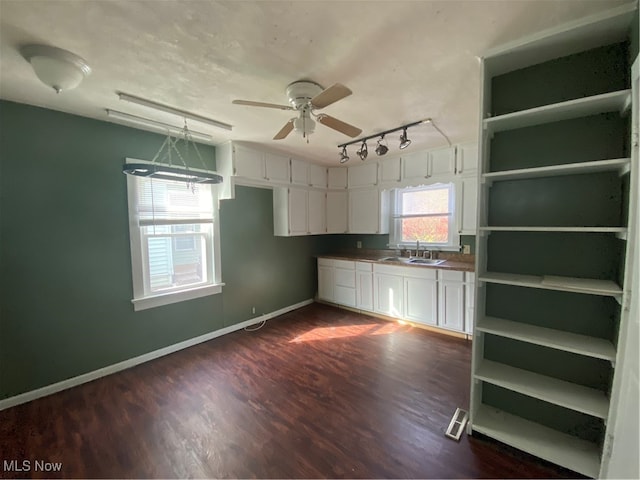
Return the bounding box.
[0,299,314,411]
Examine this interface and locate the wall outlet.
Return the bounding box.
[356,241,362,249]
[252,306,256,315]
[462,244,471,255]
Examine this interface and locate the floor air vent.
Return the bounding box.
[445,408,468,441]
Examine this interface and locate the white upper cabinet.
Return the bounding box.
[429,146,456,178]
[308,164,328,188]
[456,143,479,176]
[290,158,309,186]
[379,156,402,185]
[460,177,478,235]
[233,144,265,179]
[307,190,326,234]
[264,152,290,183]
[273,188,308,236]
[327,167,348,189]
[348,189,390,234]
[326,191,348,234]
[402,150,430,181]
[348,162,378,188]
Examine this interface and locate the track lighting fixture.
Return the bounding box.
[375,135,389,156]
[336,117,451,164]
[399,128,411,149]
[339,146,349,164]
[357,140,368,161]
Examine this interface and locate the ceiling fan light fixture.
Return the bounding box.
[399,128,412,149]
[357,141,368,161]
[339,146,349,164]
[375,135,389,156]
[21,44,91,94]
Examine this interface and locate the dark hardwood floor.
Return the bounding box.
[0,303,584,479]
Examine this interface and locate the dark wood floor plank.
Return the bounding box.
[0,303,584,479]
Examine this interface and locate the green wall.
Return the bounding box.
[0,101,317,399]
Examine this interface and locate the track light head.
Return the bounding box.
[357,140,368,161]
[339,146,349,164]
[399,128,411,149]
[375,135,388,156]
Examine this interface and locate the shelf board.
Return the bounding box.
[476,316,616,361]
[483,89,630,134]
[483,158,630,181]
[475,360,609,418]
[472,404,600,478]
[479,272,622,298]
[479,226,627,234]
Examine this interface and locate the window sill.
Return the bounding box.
[131,283,224,311]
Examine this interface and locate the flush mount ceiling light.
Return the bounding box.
[339,146,349,164]
[21,44,91,94]
[399,127,412,150]
[375,135,389,156]
[337,118,451,164]
[357,140,368,161]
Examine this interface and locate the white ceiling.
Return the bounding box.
[0,0,630,165]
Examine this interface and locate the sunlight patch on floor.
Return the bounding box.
[289,322,405,343]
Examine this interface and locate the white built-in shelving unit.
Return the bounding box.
[469,4,638,478]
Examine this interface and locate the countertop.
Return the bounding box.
[318,253,475,272]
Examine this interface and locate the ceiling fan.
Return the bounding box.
[232,80,362,141]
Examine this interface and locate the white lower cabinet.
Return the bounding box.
[438,270,465,332]
[404,276,438,326]
[356,262,373,311]
[374,272,404,318]
[319,258,473,335]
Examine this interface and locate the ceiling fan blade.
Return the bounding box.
[232,99,293,111]
[310,83,352,109]
[273,119,295,140]
[317,114,362,138]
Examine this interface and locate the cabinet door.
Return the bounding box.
[356,271,374,311]
[308,190,326,234]
[326,191,348,234]
[379,157,402,184]
[404,277,438,325]
[402,151,430,180]
[234,145,264,179]
[308,164,327,188]
[430,147,456,178]
[264,152,290,183]
[456,144,479,176]
[327,167,348,189]
[348,162,378,188]
[290,159,308,185]
[349,189,380,234]
[288,188,308,235]
[460,177,478,235]
[318,266,334,302]
[374,273,404,318]
[438,280,464,331]
[465,284,475,334]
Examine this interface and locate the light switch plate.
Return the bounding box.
[462,245,471,254]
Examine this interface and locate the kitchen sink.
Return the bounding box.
[379,256,406,262]
[408,258,446,265]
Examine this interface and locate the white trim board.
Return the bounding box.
[0,299,314,412]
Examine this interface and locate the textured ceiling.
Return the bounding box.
[0,0,630,165]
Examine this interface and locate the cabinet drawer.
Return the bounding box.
[318,258,333,267]
[335,268,356,288]
[356,262,373,272]
[373,264,408,276]
[403,267,437,280]
[333,259,355,270]
[440,270,465,282]
[334,286,356,307]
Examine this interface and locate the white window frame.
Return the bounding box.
[126,159,223,311]
[390,183,459,251]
